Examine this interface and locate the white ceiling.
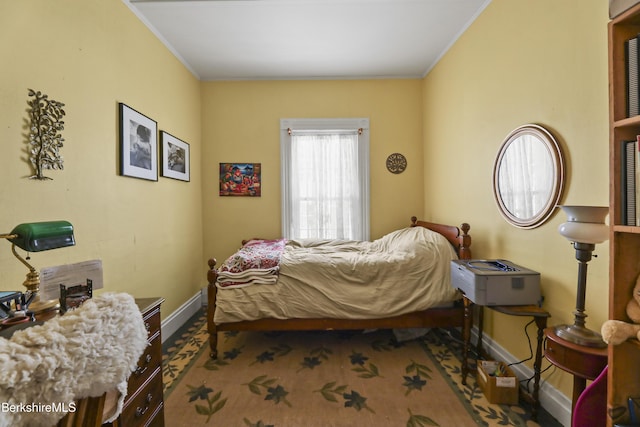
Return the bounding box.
[126,0,491,81]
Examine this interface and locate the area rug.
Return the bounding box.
[162,313,557,427]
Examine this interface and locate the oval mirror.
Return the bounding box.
[493,124,565,229]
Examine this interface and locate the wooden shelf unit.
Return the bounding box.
[608,5,640,426]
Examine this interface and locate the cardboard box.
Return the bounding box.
[477,361,519,405]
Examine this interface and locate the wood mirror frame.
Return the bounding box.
[493,124,565,229]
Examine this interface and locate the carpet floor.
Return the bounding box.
[162,310,563,426]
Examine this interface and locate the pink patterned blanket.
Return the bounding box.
[217,238,287,288]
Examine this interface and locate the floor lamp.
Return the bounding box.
[555,205,609,348]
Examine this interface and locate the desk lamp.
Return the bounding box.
[556,205,609,347]
[0,221,75,314]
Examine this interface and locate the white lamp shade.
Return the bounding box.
[558,205,609,244]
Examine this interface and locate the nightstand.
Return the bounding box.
[544,327,608,411]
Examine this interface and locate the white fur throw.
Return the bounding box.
[0,292,149,427]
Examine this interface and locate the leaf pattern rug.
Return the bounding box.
[162,313,561,427]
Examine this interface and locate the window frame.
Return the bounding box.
[280,118,370,240]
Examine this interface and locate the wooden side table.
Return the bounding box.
[461,296,550,421]
[485,305,549,418]
[544,327,608,411]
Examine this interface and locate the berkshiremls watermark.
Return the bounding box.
[1,401,76,414]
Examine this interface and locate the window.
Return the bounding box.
[280,118,370,240]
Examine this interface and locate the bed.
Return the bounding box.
[206,216,472,362]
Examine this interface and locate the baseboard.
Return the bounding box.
[472,327,572,427]
[160,291,204,343]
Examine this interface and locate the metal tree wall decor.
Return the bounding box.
[27,89,66,180]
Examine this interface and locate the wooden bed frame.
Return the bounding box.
[206,216,473,364]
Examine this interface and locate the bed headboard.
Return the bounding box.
[410,216,471,260]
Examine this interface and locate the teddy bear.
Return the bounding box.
[601,273,640,345]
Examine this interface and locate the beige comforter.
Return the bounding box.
[213,226,460,323]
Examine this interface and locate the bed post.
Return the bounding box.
[458,223,471,260]
[207,258,219,359]
[458,223,472,384]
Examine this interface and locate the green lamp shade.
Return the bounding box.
[9,221,75,252]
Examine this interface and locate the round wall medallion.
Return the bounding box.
[386,153,407,174]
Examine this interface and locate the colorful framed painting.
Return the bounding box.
[160,131,190,182]
[219,163,261,196]
[118,103,158,181]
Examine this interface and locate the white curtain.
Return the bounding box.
[289,130,361,240]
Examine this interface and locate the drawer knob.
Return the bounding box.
[136,405,149,418]
[134,393,154,417]
[134,353,153,375]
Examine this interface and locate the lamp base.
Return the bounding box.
[555,324,607,348]
[26,293,60,316]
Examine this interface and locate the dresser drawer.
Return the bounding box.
[112,297,165,427]
[142,306,161,337]
[127,332,161,396]
[120,367,163,427]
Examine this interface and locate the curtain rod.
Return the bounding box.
[287,128,363,135]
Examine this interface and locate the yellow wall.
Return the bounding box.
[201,80,425,264]
[423,0,609,396]
[0,0,204,317]
[1,0,612,405]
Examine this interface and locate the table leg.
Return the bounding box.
[462,296,473,385]
[572,377,587,412]
[531,316,547,421]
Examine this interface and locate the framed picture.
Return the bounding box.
[119,103,158,181]
[160,131,190,182]
[219,163,261,196]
